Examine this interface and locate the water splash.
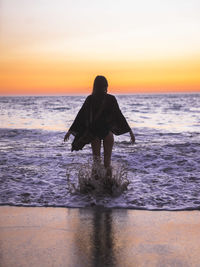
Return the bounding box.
[66,160,130,197]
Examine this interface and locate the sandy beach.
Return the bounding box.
[0,206,200,267]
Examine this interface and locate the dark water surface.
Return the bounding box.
[0,94,200,210]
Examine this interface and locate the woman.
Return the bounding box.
[64,75,135,176]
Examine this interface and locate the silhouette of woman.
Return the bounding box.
[64,75,135,176]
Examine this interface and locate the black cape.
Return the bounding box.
[69,94,131,151]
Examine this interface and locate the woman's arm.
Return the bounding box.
[129,129,135,144]
[111,95,135,144]
[64,131,71,142]
[110,95,135,143]
[64,95,91,142]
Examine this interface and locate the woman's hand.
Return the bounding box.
[64,131,71,142]
[129,130,135,144]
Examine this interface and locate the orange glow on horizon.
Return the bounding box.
[1,0,200,95]
[0,56,200,95]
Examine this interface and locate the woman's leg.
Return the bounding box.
[103,132,114,176]
[91,137,101,164]
[91,138,101,179]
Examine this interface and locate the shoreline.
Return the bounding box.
[1,203,200,211]
[1,206,200,266]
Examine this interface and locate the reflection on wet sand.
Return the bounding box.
[1,207,200,267]
[72,207,121,266]
[92,208,115,266]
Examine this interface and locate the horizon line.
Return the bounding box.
[0,91,200,97]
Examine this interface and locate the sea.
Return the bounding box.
[0,93,200,210]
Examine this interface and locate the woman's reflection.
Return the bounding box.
[92,207,115,267]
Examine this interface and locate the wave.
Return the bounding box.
[1,203,200,211]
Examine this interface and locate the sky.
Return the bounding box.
[0,0,200,95]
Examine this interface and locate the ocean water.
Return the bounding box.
[0,94,200,210]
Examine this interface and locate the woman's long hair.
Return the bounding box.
[92,76,108,97]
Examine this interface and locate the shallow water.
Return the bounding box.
[0,94,200,210]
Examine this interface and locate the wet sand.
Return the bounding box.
[0,206,200,267]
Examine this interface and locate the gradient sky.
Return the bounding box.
[0,0,200,94]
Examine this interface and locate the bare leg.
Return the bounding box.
[91,138,101,179]
[91,137,101,164]
[103,131,114,177]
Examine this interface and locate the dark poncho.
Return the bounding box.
[69,94,131,151]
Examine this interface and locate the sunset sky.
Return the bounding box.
[0,0,200,95]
